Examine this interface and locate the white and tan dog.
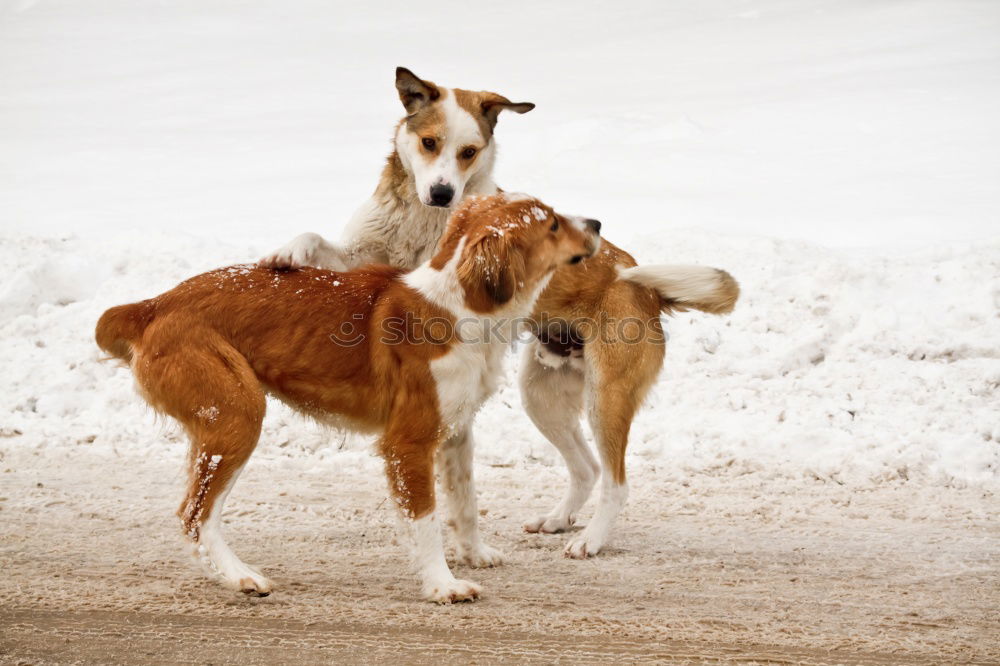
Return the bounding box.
[262,68,738,562]
[262,67,533,273]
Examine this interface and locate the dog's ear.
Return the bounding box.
[395,67,440,115]
[479,93,535,130]
[457,234,521,312]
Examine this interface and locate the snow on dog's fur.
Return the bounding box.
[97,193,599,603]
[261,67,739,562]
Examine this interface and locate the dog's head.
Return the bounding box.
[394,67,534,209]
[432,193,601,313]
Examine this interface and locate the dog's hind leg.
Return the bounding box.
[133,327,270,595]
[564,332,663,559]
[519,340,600,535]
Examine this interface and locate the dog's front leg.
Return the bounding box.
[437,427,506,568]
[259,232,349,271]
[403,510,481,604]
[381,402,481,603]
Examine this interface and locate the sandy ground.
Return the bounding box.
[1,446,997,665]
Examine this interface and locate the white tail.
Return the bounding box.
[617,264,739,314]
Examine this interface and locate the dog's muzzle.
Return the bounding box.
[428,183,455,207]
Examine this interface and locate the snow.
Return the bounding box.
[2,228,997,490]
[1,0,998,494]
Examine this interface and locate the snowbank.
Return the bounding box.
[1,228,996,490]
[1,1,998,490]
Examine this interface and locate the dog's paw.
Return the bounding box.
[564,533,603,559]
[423,578,482,604]
[258,232,326,270]
[458,543,506,568]
[193,542,274,596]
[523,514,573,534]
[219,565,274,597]
[237,574,274,597]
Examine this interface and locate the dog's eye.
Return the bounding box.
[422,137,436,150]
[550,220,559,232]
[461,147,477,159]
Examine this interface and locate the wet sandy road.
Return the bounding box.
[1,448,997,664]
[1,607,965,665]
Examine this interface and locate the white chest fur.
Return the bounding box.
[430,338,507,435]
[403,237,522,434]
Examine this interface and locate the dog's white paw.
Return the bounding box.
[458,543,506,568]
[423,577,482,604]
[564,533,604,559]
[193,542,274,596]
[259,232,326,270]
[215,562,274,597]
[523,514,574,534]
[235,572,274,597]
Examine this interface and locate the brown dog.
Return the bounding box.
[96,193,600,603]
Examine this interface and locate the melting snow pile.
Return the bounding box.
[1,0,998,491]
[0,229,996,490]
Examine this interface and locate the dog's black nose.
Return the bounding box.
[584,218,601,234]
[429,183,455,207]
